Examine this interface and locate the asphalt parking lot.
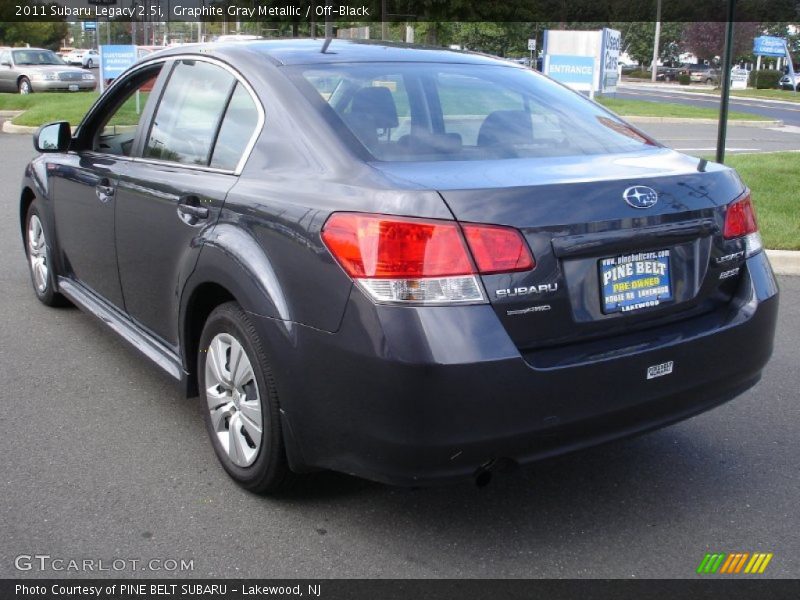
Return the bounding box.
[1,132,798,579]
[638,122,800,154]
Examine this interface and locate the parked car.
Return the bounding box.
[648,62,686,81]
[81,49,99,69]
[688,66,721,85]
[63,48,87,65]
[779,73,799,91]
[0,47,96,93]
[20,40,778,493]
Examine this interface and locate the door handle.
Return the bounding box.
[177,195,209,223]
[95,177,115,202]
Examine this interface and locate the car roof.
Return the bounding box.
[155,38,518,68]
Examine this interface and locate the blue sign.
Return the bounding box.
[753,36,786,57]
[83,21,97,31]
[545,55,595,90]
[100,45,137,79]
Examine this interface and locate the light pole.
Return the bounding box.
[716,0,737,163]
[650,0,661,83]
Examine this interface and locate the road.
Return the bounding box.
[616,83,800,127]
[1,133,799,579]
[635,121,800,155]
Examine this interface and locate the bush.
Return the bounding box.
[677,73,691,85]
[748,69,783,89]
[625,69,650,79]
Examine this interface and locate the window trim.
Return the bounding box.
[76,54,265,176]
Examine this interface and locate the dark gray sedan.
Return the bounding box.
[20,40,778,493]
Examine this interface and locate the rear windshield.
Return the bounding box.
[292,62,657,162]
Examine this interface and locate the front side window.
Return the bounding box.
[91,64,163,156]
[92,64,163,156]
[295,63,658,162]
[144,60,235,165]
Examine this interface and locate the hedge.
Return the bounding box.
[749,69,783,89]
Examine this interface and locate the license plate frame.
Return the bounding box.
[599,249,673,314]
[68,84,79,92]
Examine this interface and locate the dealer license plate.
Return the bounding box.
[600,250,673,314]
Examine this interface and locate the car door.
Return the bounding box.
[51,61,168,308]
[114,57,262,347]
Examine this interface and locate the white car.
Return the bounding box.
[64,49,98,68]
[81,49,99,68]
[63,49,85,65]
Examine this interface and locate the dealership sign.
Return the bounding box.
[753,36,787,57]
[99,45,137,79]
[601,28,621,93]
[544,55,595,91]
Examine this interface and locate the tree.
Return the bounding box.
[682,22,762,62]
[615,21,684,66]
[0,2,68,50]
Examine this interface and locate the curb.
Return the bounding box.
[766,250,800,276]
[625,116,782,127]
[0,110,24,118]
[2,121,38,134]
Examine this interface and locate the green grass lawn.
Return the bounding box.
[716,152,800,250]
[0,91,150,126]
[0,92,100,126]
[596,96,763,120]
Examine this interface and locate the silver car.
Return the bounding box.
[0,47,96,94]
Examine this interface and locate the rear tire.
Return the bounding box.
[18,77,32,95]
[86,59,93,69]
[25,202,68,307]
[198,302,294,495]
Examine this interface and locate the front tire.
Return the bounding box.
[86,59,93,69]
[18,77,32,95]
[25,202,67,307]
[198,302,294,494]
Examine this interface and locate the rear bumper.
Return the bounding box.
[252,252,779,486]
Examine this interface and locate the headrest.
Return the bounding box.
[477,110,533,147]
[350,86,399,130]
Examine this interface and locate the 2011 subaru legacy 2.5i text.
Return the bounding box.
[20,40,778,493]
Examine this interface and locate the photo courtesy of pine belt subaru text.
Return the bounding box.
[19,40,779,493]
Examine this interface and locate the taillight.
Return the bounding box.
[723,192,762,257]
[462,223,535,274]
[321,213,535,304]
[724,193,758,239]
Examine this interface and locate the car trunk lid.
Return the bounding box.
[372,149,749,352]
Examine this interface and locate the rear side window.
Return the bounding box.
[210,83,260,170]
[144,60,235,165]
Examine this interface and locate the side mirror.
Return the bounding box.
[34,121,71,153]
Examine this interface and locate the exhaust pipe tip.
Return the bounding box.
[474,459,497,488]
[474,469,492,488]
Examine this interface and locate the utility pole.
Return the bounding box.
[381,0,387,40]
[650,0,661,83]
[716,0,737,163]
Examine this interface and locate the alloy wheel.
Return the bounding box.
[27,215,49,294]
[205,333,263,467]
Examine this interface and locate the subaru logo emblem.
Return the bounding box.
[623,186,658,209]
